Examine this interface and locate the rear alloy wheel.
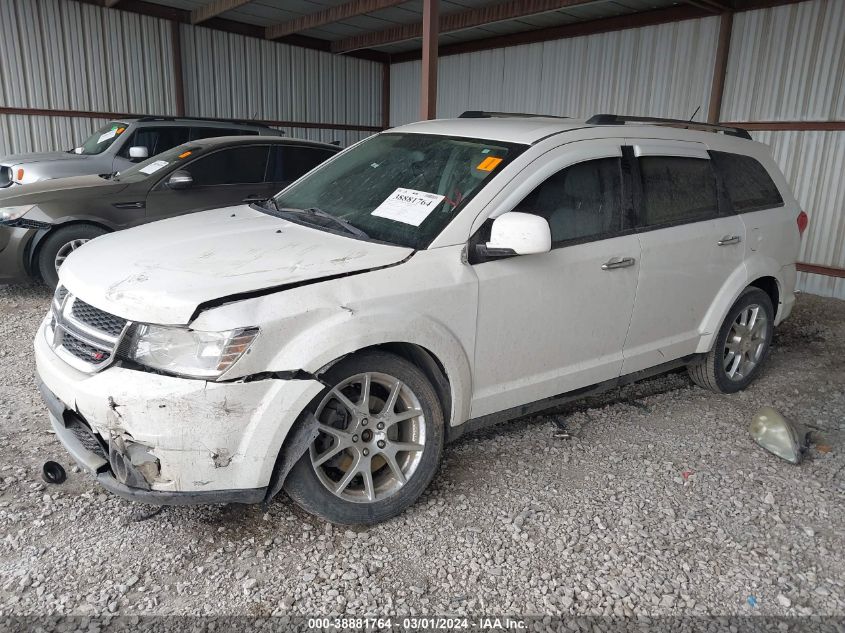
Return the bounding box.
[37,224,108,289]
[688,287,774,393]
[284,351,444,524]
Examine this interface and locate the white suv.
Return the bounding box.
[34,113,806,524]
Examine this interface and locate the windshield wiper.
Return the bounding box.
[267,206,369,239]
[302,207,370,239]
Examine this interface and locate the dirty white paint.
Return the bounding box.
[39,118,801,497]
[59,205,413,325]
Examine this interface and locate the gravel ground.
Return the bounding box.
[0,284,843,619]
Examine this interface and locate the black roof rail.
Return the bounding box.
[586,114,752,140]
[134,115,275,129]
[459,110,570,120]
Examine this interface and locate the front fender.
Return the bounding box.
[278,310,474,428]
[193,249,479,428]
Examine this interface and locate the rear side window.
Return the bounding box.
[637,157,718,227]
[188,146,269,186]
[266,146,337,183]
[190,127,259,140]
[511,158,624,245]
[710,151,783,212]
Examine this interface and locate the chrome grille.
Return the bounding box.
[46,286,129,373]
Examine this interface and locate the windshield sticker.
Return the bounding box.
[97,129,118,144]
[476,156,503,171]
[139,160,169,175]
[371,188,445,226]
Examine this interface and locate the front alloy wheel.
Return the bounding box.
[54,239,90,272]
[37,224,108,289]
[285,351,444,524]
[311,371,427,503]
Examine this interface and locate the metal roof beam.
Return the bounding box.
[683,0,732,12]
[191,0,254,25]
[331,0,605,53]
[267,0,407,41]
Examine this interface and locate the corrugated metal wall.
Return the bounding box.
[722,1,845,121]
[0,0,382,156]
[0,0,177,154]
[753,130,845,298]
[726,0,845,298]
[180,25,381,147]
[391,17,720,125]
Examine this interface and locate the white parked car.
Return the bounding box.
[35,113,806,524]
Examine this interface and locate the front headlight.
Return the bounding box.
[126,324,259,379]
[0,205,35,221]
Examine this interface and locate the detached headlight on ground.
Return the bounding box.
[126,325,259,379]
[0,205,35,221]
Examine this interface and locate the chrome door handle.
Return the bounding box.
[718,235,742,246]
[601,257,636,270]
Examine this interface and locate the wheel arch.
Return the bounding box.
[26,220,113,277]
[747,275,780,319]
[317,342,453,432]
[696,265,784,354]
[263,342,454,510]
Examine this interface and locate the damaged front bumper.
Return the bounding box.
[34,320,323,504]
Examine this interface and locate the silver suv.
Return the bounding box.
[0,117,281,188]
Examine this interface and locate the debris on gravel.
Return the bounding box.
[0,284,843,617]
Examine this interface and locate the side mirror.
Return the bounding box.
[478,212,552,259]
[129,146,149,160]
[166,170,193,190]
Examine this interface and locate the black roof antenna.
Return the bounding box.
[688,105,701,122]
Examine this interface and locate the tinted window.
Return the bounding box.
[710,151,783,212]
[511,158,624,244]
[188,146,269,186]
[266,146,337,183]
[638,157,718,226]
[119,127,189,159]
[190,127,259,140]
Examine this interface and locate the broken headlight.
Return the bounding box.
[0,205,35,222]
[126,324,259,379]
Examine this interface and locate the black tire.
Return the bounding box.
[688,287,774,393]
[37,224,108,289]
[284,351,444,525]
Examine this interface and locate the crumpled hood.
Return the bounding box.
[0,174,126,204]
[60,205,414,325]
[1,151,85,167]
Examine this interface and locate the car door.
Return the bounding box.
[620,141,747,375]
[143,145,273,223]
[470,140,641,419]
